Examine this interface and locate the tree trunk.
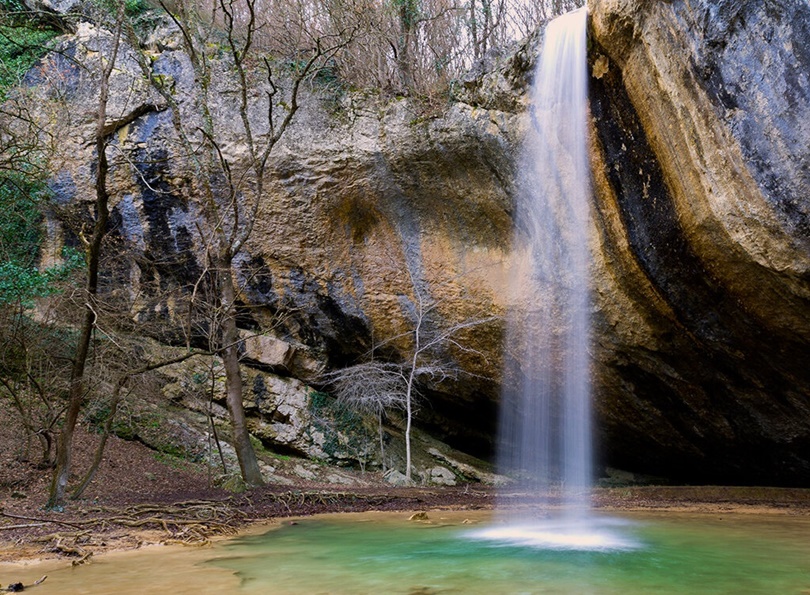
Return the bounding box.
[70,376,125,500]
[470,0,480,60]
[219,261,264,487]
[47,4,122,505]
[404,359,417,482]
[48,303,97,507]
[378,410,386,472]
[397,0,417,90]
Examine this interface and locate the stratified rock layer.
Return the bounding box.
[588,0,810,484]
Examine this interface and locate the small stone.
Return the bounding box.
[11,491,26,499]
[408,511,429,521]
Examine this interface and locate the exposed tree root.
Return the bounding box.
[1,500,246,560]
[3,575,47,592]
[1,488,489,566]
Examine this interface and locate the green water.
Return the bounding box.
[210,512,810,594]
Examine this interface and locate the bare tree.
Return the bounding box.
[0,300,73,467]
[327,267,496,482]
[228,0,582,97]
[322,359,407,471]
[47,0,127,507]
[133,0,354,487]
[313,0,583,95]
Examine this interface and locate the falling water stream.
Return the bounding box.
[499,4,591,506]
[475,6,609,549]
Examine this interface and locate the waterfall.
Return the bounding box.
[498,7,592,518]
[474,6,633,551]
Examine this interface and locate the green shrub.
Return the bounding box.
[0,23,59,98]
[308,390,370,461]
[124,0,149,17]
[0,176,84,305]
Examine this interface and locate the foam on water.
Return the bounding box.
[470,518,643,552]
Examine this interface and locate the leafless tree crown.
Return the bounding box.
[178,0,583,95]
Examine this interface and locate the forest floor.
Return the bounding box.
[2,426,810,566]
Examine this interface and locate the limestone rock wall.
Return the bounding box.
[26,18,521,458]
[588,0,810,484]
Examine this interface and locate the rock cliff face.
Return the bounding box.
[588,0,810,484]
[28,18,521,460]
[23,0,810,484]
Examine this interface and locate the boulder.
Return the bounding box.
[428,466,457,486]
[239,332,323,380]
[246,373,377,466]
[384,469,412,486]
